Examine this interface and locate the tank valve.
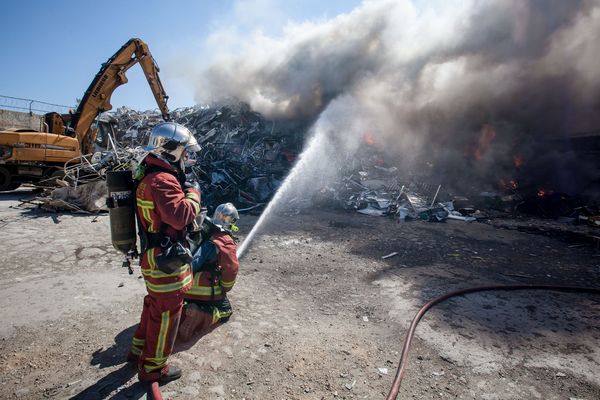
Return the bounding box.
[121,249,139,275]
[122,258,133,274]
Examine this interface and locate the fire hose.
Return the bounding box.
[145,285,599,400]
[149,382,162,400]
[385,284,600,400]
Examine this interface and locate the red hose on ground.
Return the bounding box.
[385,284,600,400]
[149,382,163,400]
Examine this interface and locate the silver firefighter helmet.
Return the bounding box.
[213,202,239,231]
[144,122,200,167]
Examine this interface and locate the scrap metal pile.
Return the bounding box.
[162,104,479,221]
[34,102,302,213]
[30,102,600,230]
[174,103,301,212]
[119,102,301,213]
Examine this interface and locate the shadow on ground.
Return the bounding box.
[68,363,144,400]
[0,187,41,202]
[91,325,137,369]
[70,325,147,400]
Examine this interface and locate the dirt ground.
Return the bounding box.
[1,187,599,400]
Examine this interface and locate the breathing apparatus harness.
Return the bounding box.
[107,160,231,280]
[132,162,194,274]
[191,215,236,299]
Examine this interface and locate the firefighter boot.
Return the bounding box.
[158,364,182,383]
[139,364,182,384]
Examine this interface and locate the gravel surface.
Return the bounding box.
[1,188,599,400]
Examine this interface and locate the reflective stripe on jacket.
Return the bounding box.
[185,232,239,301]
[136,155,200,297]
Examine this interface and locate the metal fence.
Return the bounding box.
[0,94,74,114]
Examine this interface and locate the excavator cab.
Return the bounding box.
[42,112,77,137]
[44,113,64,135]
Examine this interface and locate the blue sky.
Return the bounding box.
[1,0,362,111]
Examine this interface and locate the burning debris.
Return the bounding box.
[314,140,479,223]
[23,99,600,230]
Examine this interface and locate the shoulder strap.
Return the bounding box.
[133,180,149,256]
[134,175,168,252]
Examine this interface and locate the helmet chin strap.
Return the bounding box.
[160,151,177,163]
[151,152,184,174]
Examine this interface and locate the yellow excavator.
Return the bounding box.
[0,38,170,191]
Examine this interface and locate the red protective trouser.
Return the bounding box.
[130,294,183,380]
[177,304,216,342]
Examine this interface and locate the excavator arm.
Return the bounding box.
[69,38,170,154]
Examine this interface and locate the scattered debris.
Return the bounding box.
[14,388,30,398]
[381,252,399,259]
[37,181,108,213]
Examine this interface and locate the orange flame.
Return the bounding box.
[363,132,376,145]
[513,155,525,168]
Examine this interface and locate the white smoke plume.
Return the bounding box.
[187,0,600,198]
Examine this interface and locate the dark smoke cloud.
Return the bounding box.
[189,0,600,199]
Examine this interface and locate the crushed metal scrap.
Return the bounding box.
[312,139,600,226]
[32,102,302,213]
[29,102,600,225]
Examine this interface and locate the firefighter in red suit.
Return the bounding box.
[177,203,240,342]
[127,122,201,383]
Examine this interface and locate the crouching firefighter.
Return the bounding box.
[177,203,240,342]
[125,122,201,384]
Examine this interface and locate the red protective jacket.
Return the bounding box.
[135,155,201,298]
[185,231,239,301]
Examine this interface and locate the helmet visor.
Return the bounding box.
[185,143,201,153]
[184,134,201,153]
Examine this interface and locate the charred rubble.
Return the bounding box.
[321,137,600,227]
